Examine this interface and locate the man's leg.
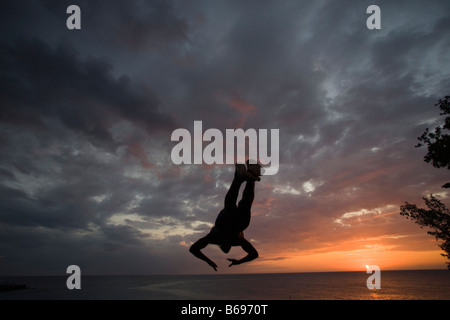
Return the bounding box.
[224,166,245,211]
[219,164,258,230]
[236,180,255,231]
[237,180,255,213]
[237,161,259,213]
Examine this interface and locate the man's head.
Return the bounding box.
[219,243,231,253]
[209,227,242,253]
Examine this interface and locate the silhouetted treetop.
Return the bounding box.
[400,195,450,270]
[416,96,450,170]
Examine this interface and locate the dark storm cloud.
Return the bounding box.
[161,0,329,131]
[0,37,175,149]
[0,0,195,275]
[0,0,188,50]
[69,0,187,49]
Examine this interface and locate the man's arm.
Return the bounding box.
[189,236,218,271]
[227,238,259,267]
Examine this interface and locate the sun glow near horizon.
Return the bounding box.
[247,248,447,274]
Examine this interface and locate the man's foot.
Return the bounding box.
[247,160,262,178]
[235,163,260,181]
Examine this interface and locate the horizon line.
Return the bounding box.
[2,268,448,278]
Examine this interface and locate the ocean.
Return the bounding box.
[1,270,449,300]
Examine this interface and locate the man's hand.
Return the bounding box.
[227,239,259,267]
[227,258,240,267]
[190,236,218,271]
[208,260,218,271]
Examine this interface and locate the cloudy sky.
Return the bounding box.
[1,0,449,276]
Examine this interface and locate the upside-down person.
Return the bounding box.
[189,161,261,271]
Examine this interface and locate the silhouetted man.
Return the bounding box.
[189,161,261,271]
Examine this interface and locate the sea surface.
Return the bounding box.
[1,270,449,300]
